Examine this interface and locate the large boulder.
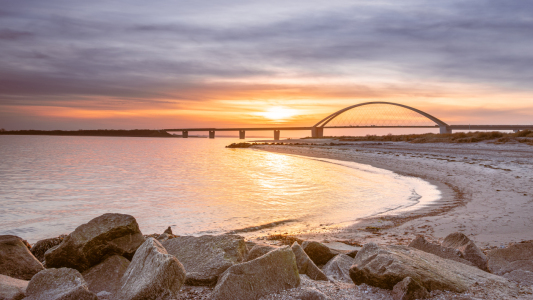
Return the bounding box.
[442,232,488,271]
[211,246,300,300]
[409,236,474,267]
[322,254,353,282]
[392,277,429,300]
[487,241,533,285]
[0,274,28,300]
[82,255,130,295]
[291,242,328,281]
[44,213,145,272]
[301,241,338,266]
[22,268,97,300]
[245,244,276,262]
[31,236,65,263]
[162,234,247,285]
[115,238,186,300]
[0,235,44,280]
[349,243,508,293]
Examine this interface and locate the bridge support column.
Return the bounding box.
[311,127,323,138]
[440,126,452,134]
[209,130,215,139]
[239,130,245,139]
[274,130,280,141]
[182,130,188,138]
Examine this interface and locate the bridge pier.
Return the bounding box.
[209,130,215,139]
[239,130,245,139]
[274,130,280,141]
[440,126,452,134]
[182,130,188,138]
[311,127,323,138]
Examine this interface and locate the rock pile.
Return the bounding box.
[2,213,531,299]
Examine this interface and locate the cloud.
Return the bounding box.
[1,0,533,129]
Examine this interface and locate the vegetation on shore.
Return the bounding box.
[332,130,533,145]
[0,129,176,138]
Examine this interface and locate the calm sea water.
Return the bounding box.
[0,135,440,243]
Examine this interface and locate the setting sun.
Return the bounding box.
[257,106,299,121]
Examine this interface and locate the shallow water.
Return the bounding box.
[0,135,440,243]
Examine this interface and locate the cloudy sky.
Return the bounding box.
[1,0,532,130]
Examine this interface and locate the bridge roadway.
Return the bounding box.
[164,125,533,140]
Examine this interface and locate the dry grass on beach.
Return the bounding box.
[328,130,533,145]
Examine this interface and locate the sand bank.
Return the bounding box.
[255,140,533,249]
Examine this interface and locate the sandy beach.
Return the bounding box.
[254,140,533,249]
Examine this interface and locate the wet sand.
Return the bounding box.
[254,140,533,249]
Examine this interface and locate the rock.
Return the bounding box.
[442,232,488,271]
[0,235,44,280]
[0,274,28,300]
[31,236,65,263]
[245,244,277,262]
[44,213,145,272]
[162,234,247,285]
[322,242,361,254]
[23,268,97,300]
[487,241,533,285]
[163,226,172,235]
[322,254,354,282]
[296,287,329,300]
[346,250,358,258]
[82,255,130,295]
[301,241,338,266]
[211,246,300,300]
[291,242,328,281]
[116,238,186,300]
[409,235,474,266]
[392,277,429,300]
[349,243,508,293]
[156,233,170,243]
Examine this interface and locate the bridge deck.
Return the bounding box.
[164,125,533,132]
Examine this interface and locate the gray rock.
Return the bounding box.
[291,242,328,281]
[442,232,488,271]
[30,236,65,263]
[156,233,170,243]
[162,234,247,285]
[296,287,329,300]
[409,235,474,267]
[82,255,130,295]
[45,213,145,272]
[392,277,429,300]
[245,244,276,262]
[322,254,354,282]
[163,226,172,235]
[0,235,44,280]
[211,246,300,300]
[349,243,508,293]
[301,241,338,266]
[115,238,186,300]
[488,241,533,285]
[23,268,97,300]
[346,250,358,258]
[0,274,28,300]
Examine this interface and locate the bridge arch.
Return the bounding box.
[311,102,451,137]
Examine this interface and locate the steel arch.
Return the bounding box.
[313,102,449,128]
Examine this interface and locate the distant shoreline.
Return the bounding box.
[0,130,203,138]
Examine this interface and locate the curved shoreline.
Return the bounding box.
[253,140,533,248]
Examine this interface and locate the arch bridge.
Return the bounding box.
[164,102,532,139]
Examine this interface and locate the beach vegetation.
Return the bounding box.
[336,130,533,145]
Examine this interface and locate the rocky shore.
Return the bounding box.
[1,213,533,299]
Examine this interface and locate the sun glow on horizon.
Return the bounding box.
[256,106,299,121]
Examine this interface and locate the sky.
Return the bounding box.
[1,0,533,132]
